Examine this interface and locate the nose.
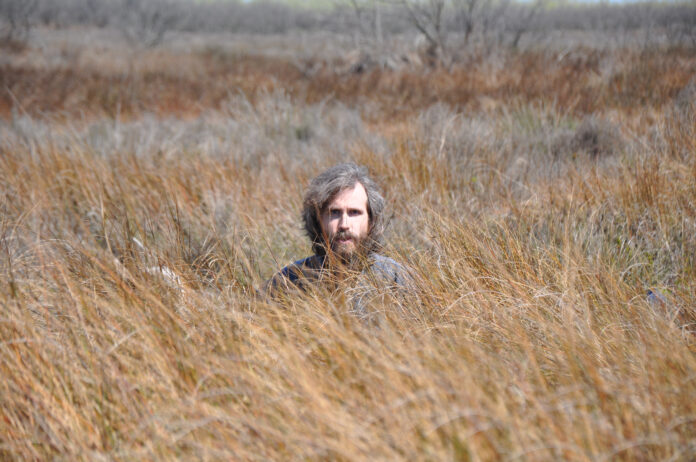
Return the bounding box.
[338,212,349,230]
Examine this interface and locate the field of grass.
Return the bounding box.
[1,25,695,460]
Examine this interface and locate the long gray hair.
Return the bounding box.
[302,163,386,256]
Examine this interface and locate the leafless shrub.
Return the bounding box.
[344,0,388,46]
[396,0,449,66]
[0,0,37,46]
[78,0,112,28]
[6,0,693,60]
[674,77,696,118]
[373,0,546,67]
[552,116,623,160]
[662,77,696,160]
[114,0,185,48]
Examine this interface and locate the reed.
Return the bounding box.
[0,27,694,461]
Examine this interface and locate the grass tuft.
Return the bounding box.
[0,26,694,461]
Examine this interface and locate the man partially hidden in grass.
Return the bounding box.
[265,163,412,314]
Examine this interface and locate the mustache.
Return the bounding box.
[332,231,358,242]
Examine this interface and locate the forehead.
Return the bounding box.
[325,183,368,211]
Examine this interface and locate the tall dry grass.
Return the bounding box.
[1,27,695,461]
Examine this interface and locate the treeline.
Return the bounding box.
[1,0,695,59]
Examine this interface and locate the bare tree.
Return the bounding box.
[398,0,449,66]
[508,0,543,49]
[344,0,387,46]
[117,0,184,48]
[393,0,546,66]
[452,0,480,48]
[84,0,111,28]
[0,0,38,44]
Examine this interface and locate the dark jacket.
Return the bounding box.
[264,253,413,316]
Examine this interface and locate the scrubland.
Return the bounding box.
[1,15,696,461]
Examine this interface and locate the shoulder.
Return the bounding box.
[369,253,413,287]
[264,255,324,294]
[281,255,324,279]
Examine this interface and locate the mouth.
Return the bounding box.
[329,233,364,260]
[333,233,356,247]
[335,239,354,249]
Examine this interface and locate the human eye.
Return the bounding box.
[348,209,363,216]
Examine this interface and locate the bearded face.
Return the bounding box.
[320,183,370,263]
[329,230,368,262]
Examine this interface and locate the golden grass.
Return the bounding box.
[0,28,695,460]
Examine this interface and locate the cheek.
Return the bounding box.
[321,216,336,234]
[357,216,369,233]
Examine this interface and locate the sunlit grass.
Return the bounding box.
[0,30,695,461]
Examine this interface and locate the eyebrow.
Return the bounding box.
[329,207,364,211]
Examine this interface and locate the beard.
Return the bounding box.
[328,231,369,266]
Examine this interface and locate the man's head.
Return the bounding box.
[302,163,386,261]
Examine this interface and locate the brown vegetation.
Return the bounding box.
[2,43,694,121]
[0,24,695,461]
